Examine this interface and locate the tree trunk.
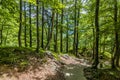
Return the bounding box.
[60,0,63,52]
[92,0,100,69]
[112,0,118,68]
[45,10,55,50]
[47,23,51,50]
[24,2,27,47]
[55,13,58,52]
[0,25,3,45]
[41,2,44,49]
[29,3,32,47]
[18,0,22,47]
[92,28,95,59]
[36,0,40,53]
[66,16,69,53]
[76,7,80,56]
[73,0,77,55]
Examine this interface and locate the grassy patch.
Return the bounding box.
[52,52,60,60]
[0,47,45,71]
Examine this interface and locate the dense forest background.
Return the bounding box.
[0,0,120,70]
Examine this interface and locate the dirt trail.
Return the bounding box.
[0,58,63,80]
[0,53,91,80]
[60,54,91,80]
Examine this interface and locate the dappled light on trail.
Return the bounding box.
[60,54,91,80]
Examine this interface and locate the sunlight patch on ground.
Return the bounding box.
[65,73,73,77]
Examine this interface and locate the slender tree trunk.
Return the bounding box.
[55,13,58,52]
[54,33,56,51]
[92,27,95,59]
[92,0,100,69]
[24,2,27,47]
[47,23,51,50]
[66,16,69,53]
[36,0,40,53]
[0,29,1,45]
[114,0,119,67]
[18,0,22,47]
[112,0,118,68]
[76,7,80,56]
[46,14,51,50]
[73,0,77,55]
[0,25,3,45]
[45,10,55,50]
[41,2,44,49]
[60,0,63,52]
[29,3,32,47]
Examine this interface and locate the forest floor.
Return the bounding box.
[59,54,91,80]
[0,47,90,80]
[0,47,120,80]
[0,53,90,80]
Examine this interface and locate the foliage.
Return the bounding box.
[84,67,120,80]
[0,0,120,72]
[0,47,42,68]
[101,52,111,59]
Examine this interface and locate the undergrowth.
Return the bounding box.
[0,47,45,71]
[84,67,120,80]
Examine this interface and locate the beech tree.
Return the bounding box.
[41,2,44,49]
[24,1,27,47]
[60,0,64,52]
[36,0,40,52]
[92,0,100,69]
[112,0,119,68]
[29,3,32,47]
[18,0,22,47]
[1,0,120,69]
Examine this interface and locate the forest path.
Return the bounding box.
[63,64,86,80]
[0,52,91,80]
[59,54,91,80]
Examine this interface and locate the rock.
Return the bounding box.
[45,51,54,59]
[62,54,69,59]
